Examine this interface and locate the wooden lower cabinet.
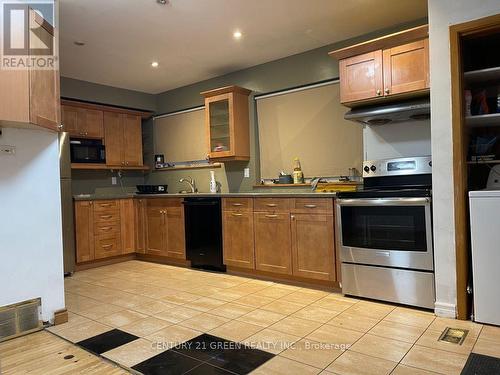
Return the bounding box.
[165,207,186,259]
[254,212,292,275]
[291,213,335,281]
[94,234,121,260]
[223,210,255,269]
[145,206,164,255]
[135,199,146,254]
[120,199,136,254]
[75,201,94,263]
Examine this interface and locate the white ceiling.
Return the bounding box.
[59,0,427,94]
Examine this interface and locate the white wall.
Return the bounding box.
[428,0,500,317]
[364,120,431,160]
[0,128,65,322]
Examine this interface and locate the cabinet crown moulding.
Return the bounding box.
[328,24,429,60]
[200,85,252,97]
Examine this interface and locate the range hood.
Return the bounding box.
[344,98,430,125]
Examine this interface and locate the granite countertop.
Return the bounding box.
[73,191,339,200]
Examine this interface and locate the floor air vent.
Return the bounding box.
[0,298,42,342]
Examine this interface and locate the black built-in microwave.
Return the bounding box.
[70,139,106,163]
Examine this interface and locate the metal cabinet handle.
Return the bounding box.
[384,88,390,95]
[100,215,112,219]
[99,203,111,207]
[304,204,317,208]
[232,203,243,206]
[291,215,295,220]
[376,89,381,96]
[101,244,113,249]
[265,214,278,218]
[100,226,112,231]
[231,213,243,217]
[266,203,277,207]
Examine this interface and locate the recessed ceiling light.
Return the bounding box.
[151,61,159,68]
[157,0,168,4]
[74,41,85,46]
[233,30,242,39]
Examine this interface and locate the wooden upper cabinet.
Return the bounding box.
[103,111,143,167]
[201,86,251,161]
[0,7,60,131]
[339,51,383,103]
[383,39,429,96]
[62,105,103,138]
[330,25,429,106]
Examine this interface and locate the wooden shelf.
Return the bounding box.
[154,163,222,172]
[71,163,150,171]
[464,66,500,85]
[466,113,500,127]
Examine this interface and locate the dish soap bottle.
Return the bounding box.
[293,157,304,184]
[209,170,217,193]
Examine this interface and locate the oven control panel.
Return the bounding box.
[363,156,432,178]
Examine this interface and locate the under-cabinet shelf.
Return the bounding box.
[465,113,500,127]
[464,66,500,85]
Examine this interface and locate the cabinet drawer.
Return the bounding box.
[254,198,291,212]
[291,198,333,214]
[146,198,183,208]
[94,234,122,259]
[93,200,120,212]
[223,198,253,212]
[93,210,121,223]
[94,222,120,235]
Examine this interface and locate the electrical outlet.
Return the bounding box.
[0,145,15,155]
[111,176,117,185]
[244,167,250,178]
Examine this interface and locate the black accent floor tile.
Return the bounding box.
[172,334,234,362]
[461,353,500,375]
[184,363,236,374]
[132,350,203,375]
[76,329,139,355]
[207,345,274,375]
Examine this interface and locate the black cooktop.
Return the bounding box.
[337,188,432,199]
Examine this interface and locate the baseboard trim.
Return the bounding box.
[434,301,457,318]
[53,309,68,325]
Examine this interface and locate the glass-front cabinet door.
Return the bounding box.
[208,97,232,157]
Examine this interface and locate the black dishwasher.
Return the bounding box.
[183,197,225,272]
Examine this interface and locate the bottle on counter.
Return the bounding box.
[292,157,304,184]
[209,170,217,193]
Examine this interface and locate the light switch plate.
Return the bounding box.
[111,176,117,185]
[0,145,15,155]
[244,167,250,178]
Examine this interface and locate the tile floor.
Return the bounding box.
[47,260,500,374]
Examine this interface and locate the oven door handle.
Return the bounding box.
[336,197,431,206]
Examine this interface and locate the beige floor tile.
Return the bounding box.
[253,286,296,299]
[401,345,468,375]
[121,316,172,337]
[311,297,354,313]
[237,309,287,328]
[182,297,226,312]
[349,333,412,362]
[480,325,500,343]
[161,291,201,305]
[307,324,363,346]
[251,355,321,374]
[100,309,148,327]
[416,328,477,355]
[473,338,500,357]
[209,302,255,319]
[209,289,249,302]
[234,294,276,308]
[107,294,157,309]
[270,316,322,338]
[368,320,426,344]
[327,312,380,333]
[145,325,202,348]
[102,338,165,367]
[155,306,203,323]
[244,328,301,354]
[54,320,112,343]
[343,301,395,320]
[178,313,230,332]
[384,308,435,329]
[261,300,304,315]
[65,294,102,312]
[209,320,263,342]
[427,317,482,338]
[280,339,343,369]
[292,305,342,324]
[46,312,91,334]
[392,364,443,375]
[77,303,125,320]
[326,351,397,375]
[131,300,175,315]
[227,283,269,294]
[280,290,328,305]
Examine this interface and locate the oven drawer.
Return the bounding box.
[341,263,435,309]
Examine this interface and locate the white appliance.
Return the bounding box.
[469,165,500,325]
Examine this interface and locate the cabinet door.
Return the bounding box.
[165,207,186,259]
[61,106,79,136]
[146,206,164,255]
[206,94,233,159]
[83,109,104,138]
[28,9,60,131]
[75,201,94,263]
[339,50,383,104]
[291,214,335,281]
[103,111,123,166]
[135,199,146,254]
[122,114,143,166]
[254,212,292,275]
[120,199,136,254]
[383,39,429,96]
[223,211,255,269]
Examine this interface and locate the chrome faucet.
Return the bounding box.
[179,176,198,193]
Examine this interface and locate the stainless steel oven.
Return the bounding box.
[336,156,435,309]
